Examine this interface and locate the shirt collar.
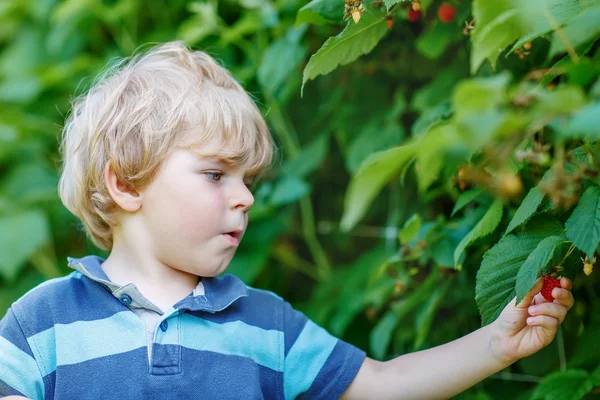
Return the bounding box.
[66,255,249,314]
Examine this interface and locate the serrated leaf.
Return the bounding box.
[515,236,563,304]
[295,0,344,26]
[565,184,600,259]
[476,233,544,326]
[301,8,388,95]
[341,142,418,231]
[454,199,503,267]
[383,0,407,9]
[531,366,600,400]
[452,189,483,217]
[505,187,545,235]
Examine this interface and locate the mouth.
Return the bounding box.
[221,229,243,246]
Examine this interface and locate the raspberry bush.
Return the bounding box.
[0,0,599,398]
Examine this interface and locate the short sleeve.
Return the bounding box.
[0,307,45,399]
[282,301,366,400]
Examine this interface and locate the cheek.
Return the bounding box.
[172,182,226,232]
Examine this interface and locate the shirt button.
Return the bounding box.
[160,320,168,332]
[119,294,132,305]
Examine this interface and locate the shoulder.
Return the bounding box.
[11,270,85,314]
[9,270,114,337]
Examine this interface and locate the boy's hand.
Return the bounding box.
[488,277,575,364]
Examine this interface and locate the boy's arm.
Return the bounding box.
[341,277,575,400]
[341,323,507,399]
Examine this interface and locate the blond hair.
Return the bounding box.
[58,41,275,251]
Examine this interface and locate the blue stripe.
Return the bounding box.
[0,335,44,399]
[163,314,284,372]
[284,320,337,400]
[298,340,366,399]
[186,287,283,331]
[27,311,146,376]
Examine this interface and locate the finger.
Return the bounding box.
[517,278,544,308]
[533,292,546,306]
[552,287,575,310]
[560,277,573,290]
[527,315,559,330]
[528,303,568,324]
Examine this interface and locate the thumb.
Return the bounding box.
[516,277,543,308]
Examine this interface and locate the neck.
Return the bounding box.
[101,229,200,312]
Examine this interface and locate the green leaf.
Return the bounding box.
[258,26,307,95]
[454,199,503,268]
[415,20,460,60]
[476,218,563,326]
[341,142,418,231]
[346,117,403,174]
[533,85,587,115]
[565,184,600,259]
[370,309,399,360]
[452,73,510,120]
[399,214,421,244]
[515,236,563,304]
[302,8,388,95]
[295,0,344,26]
[414,280,451,349]
[0,210,50,282]
[470,9,520,72]
[416,124,460,192]
[452,189,483,217]
[476,234,539,326]
[383,0,407,9]
[269,176,311,206]
[505,187,545,235]
[281,134,330,178]
[531,366,600,400]
[564,102,600,140]
[411,100,453,137]
[549,6,600,57]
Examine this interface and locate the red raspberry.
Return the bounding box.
[407,8,422,21]
[437,4,456,23]
[541,276,561,301]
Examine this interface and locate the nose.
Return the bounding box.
[230,180,255,212]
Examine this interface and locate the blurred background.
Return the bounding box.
[1,0,599,398]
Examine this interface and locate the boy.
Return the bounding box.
[0,41,574,399]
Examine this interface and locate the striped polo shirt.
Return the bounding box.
[0,255,366,399]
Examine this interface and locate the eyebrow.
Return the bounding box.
[191,152,260,177]
[191,153,234,166]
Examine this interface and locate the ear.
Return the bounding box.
[104,163,142,212]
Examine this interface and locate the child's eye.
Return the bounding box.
[205,172,223,182]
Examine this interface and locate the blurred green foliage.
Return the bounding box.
[1,0,600,398]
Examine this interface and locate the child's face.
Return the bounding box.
[137,138,254,277]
